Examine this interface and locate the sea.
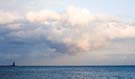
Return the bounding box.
[0,66,135,79]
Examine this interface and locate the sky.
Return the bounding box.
[0,0,135,66]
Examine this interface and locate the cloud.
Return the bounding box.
[26,6,94,26]
[17,6,134,53]
[0,11,19,24]
[26,10,61,24]
[0,6,135,55]
[0,6,135,65]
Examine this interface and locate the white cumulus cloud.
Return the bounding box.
[9,6,135,53]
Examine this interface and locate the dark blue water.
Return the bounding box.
[0,66,135,79]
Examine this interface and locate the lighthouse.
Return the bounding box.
[12,62,16,67]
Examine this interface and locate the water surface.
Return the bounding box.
[0,66,135,79]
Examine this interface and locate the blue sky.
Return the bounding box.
[0,0,135,65]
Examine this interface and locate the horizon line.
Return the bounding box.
[1,65,135,67]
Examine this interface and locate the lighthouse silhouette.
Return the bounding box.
[12,62,16,67]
